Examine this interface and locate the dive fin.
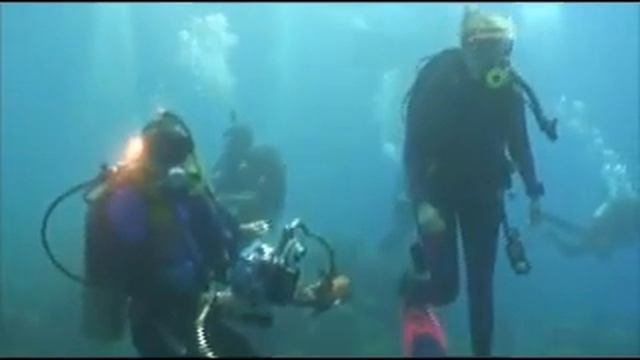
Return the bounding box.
[402,305,447,357]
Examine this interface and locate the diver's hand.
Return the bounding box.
[323,275,351,305]
[417,202,446,234]
[295,275,351,314]
[529,198,542,226]
[240,220,271,238]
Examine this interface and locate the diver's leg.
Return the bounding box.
[205,320,258,357]
[129,316,184,357]
[459,192,502,356]
[401,197,457,357]
[409,198,460,306]
[129,304,189,358]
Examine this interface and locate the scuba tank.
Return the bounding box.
[82,189,127,342]
[40,163,132,342]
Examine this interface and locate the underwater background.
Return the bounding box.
[1,2,638,356]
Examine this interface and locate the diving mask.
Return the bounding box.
[466,36,513,59]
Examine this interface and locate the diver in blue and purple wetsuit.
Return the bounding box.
[82,110,267,357]
[80,110,348,358]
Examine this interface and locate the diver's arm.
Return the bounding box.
[211,199,246,259]
[209,198,272,253]
[507,92,545,199]
[211,155,235,191]
[211,154,227,178]
[403,67,437,210]
[189,195,246,283]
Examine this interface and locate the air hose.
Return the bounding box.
[512,71,559,142]
[40,165,114,286]
[278,219,341,314]
[195,291,217,358]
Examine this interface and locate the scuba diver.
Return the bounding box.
[541,193,640,260]
[40,109,349,357]
[401,6,557,357]
[211,113,287,230]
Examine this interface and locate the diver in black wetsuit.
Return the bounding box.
[211,118,287,230]
[401,7,550,356]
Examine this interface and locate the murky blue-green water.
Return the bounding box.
[1,3,638,356]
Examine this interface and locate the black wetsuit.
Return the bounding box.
[403,48,544,356]
[212,145,286,227]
